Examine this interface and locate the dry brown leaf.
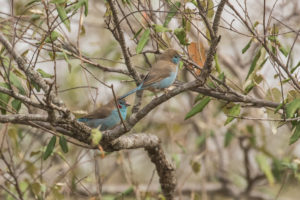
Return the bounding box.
[187,41,206,75]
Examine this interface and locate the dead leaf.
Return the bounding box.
[187,41,206,75]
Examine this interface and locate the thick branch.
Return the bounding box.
[189,86,279,108]
[145,145,176,200]
[0,114,49,123]
[111,133,160,150]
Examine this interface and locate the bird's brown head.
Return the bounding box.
[159,49,181,64]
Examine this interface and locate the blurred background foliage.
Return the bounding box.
[0,0,300,199]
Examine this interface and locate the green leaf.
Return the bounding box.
[45,31,59,43]
[37,68,54,78]
[225,104,241,125]
[136,29,150,54]
[244,74,263,94]
[214,54,221,73]
[59,135,68,153]
[244,81,255,94]
[31,182,41,197]
[258,57,268,70]
[31,81,41,92]
[179,60,184,69]
[174,27,189,45]
[83,0,88,16]
[185,97,211,120]
[25,160,37,176]
[286,99,300,118]
[9,72,26,94]
[90,129,102,146]
[190,160,201,174]
[218,72,225,82]
[0,83,11,114]
[12,99,22,112]
[133,28,142,40]
[279,46,289,57]
[207,0,215,19]
[224,130,234,147]
[256,153,275,186]
[289,122,300,145]
[62,50,72,72]
[26,0,41,7]
[153,24,171,33]
[291,61,300,74]
[43,136,56,160]
[163,2,181,27]
[50,0,65,3]
[55,3,70,31]
[66,0,88,16]
[246,48,261,80]
[274,102,284,114]
[242,38,253,54]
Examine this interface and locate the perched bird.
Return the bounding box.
[120,49,180,99]
[78,99,130,131]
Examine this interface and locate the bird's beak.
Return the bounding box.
[125,101,131,106]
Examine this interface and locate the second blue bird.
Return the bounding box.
[120,49,180,99]
[78,99,130,131]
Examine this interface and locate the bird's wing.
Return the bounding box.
[82,101,114,119]
[142,60,175,87]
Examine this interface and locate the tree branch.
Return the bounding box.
[107,0,141,83]
[145,145,176,200]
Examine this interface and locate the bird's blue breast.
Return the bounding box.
[152,64,178,89]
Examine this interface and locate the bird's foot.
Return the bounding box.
[164,87,173,95]
[98,145,106,158]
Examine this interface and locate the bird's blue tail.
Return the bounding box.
[78,118,88,123]
[119,83,143,99]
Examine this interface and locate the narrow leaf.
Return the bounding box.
[62,50,72,72]
[207,0,214,19]
[12,99,22,112]
[10,72,26,94]
[256,153,275,186]
[286,99,300,118]
[59,135,68,153]
[0,83,11,114]
[136,29,150,54]
[185,97,211,120]
[242,38,253,54]
[45,31,59,43]
[153,24,171,33]
[37,69,54,78]
[291,61,300,74]
[43,136,56,160]
[246,48,261,80]
[133,28,142,39]
[56,3,70,31]
[214,54,221,73]
[279,46,289,57]
[163,2,181,27]
[289,122,300,145]
[224,131,234,147]
[225,104,241,125]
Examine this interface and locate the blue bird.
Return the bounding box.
[78,99,130,131]
[120,49,180,99]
